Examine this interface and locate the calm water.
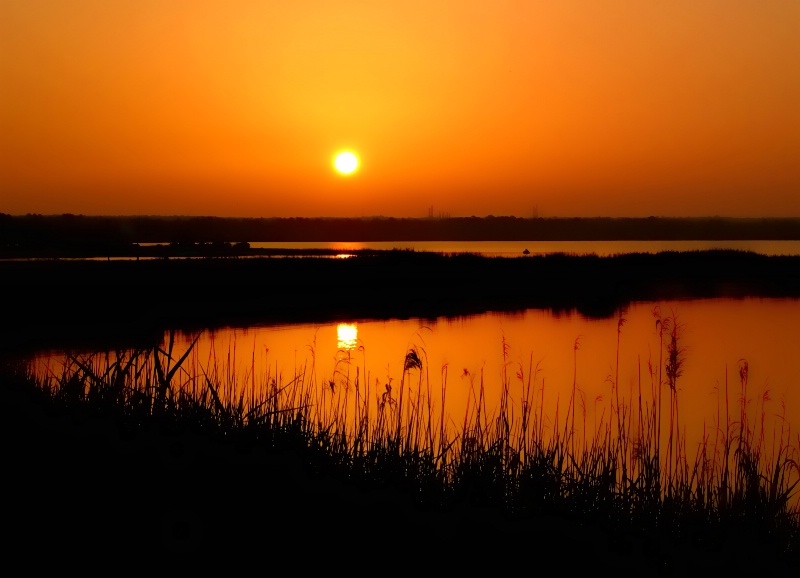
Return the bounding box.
[39,239,800,261]
[105,296,796,487]
[248,239,800,257]
[33,296,800,451]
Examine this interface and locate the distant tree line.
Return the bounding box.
[2,213,800,252]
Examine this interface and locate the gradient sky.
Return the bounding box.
[2,1,799,218]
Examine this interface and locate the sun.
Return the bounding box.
[333,151,359,175]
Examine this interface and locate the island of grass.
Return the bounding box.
[2,248,800,354]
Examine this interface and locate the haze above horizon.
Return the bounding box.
[2,2,798,219]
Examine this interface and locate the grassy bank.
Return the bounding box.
[5,327,798,570]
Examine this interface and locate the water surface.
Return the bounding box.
[246,239,800,257]
[142,297,800,477]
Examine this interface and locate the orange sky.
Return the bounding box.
[2,1,799,218]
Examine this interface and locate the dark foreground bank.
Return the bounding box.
[3,249,800,354]
[2,361,797,572]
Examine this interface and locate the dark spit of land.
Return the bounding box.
[2,248,800,355]
[3,213,800,353]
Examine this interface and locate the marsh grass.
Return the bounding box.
[7,322,800,562]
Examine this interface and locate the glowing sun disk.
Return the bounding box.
[334,151,359,175]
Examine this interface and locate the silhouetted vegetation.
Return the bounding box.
[3,249,800,355]
[4,327,798,569]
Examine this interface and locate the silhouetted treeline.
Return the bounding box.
[2,214,800,255]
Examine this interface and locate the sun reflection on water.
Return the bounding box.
[337,323,358,350]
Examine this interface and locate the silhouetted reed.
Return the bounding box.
[6,322,800,563]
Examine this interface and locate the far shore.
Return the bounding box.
[3,215,800,254]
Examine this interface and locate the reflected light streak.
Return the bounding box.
[337,323,358,350]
